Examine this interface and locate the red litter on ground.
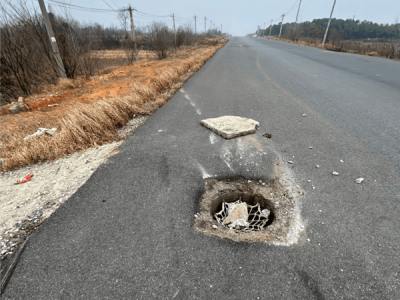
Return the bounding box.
[17,173,34,184]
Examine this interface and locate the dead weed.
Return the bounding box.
[0,39,227,171]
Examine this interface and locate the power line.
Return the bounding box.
[285,0,300,16]
[102,0,116,11]
[44,2,119,16]
[134,9,170,18]
[45,0,118,12]
[109,0,120,10]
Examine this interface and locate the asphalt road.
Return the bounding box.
[2,37,400,299]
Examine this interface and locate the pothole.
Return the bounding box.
[194,161,306,244]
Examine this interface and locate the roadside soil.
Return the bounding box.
[0,38,226,171]
[0,38,227,260]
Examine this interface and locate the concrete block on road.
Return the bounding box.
[200,116,259,139]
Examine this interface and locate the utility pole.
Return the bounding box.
[322,0,336,47]
[221,24,222,34]
[210,20,212,33]
[38,0,66,78]
[194,15,197,35]
[127,5,138,60]
[263,22,266,36]
[293,0,302,37]
[269,19,273,36]
[204,16,206,33]
[279,14,285,38]
[171,13,176,50]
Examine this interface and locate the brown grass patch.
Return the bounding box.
[1,38,227,171]
[266,36,400,59]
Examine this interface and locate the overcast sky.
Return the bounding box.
[42,0,400,36]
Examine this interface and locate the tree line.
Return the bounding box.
[266,18,400,40]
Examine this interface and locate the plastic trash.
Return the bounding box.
[24,128,57,141]
[17,173,34,184]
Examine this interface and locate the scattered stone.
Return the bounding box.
[309,146,313,149]
[332,171,339,176]
[10,102,30,114]
[200,116,259,139]
[223,202,249,225]
[302,114,307,117]
[316,165,320,168]
[261,209,270,218]
[288,161,294,164]
[307,180,311,182]
[355,178,364,184]
[212,225,218,229]
[340,159,344,163]
[262,133,272,139]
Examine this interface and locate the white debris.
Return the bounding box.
[227,219,249,229]
[332,171,339,176]
[288,161,294,164]
[261,209,270,217]
[24,128,57,141]
[340,159,344,163]
[302,114,307,117]
[355,178,364,184]
[316,165,320,168]
[212,225,218,229]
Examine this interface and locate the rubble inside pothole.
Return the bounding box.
[215,199,271,231]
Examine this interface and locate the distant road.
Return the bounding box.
[3,37,400,299]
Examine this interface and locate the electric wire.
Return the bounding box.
[45,0,118,12]
[102,0,117,11]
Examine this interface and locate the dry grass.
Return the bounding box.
[0,39,227,171]
[266,36,400,59]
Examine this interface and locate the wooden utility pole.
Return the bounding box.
[171,13,176,50]
[194,15,197,35]
[38,0,66,78]
[204,17,206,33]
[126,5,138,60]
[293,0,302,36]
[269,19,273,36]
[263,22,266,36]
[221,24,222,34]
[279,14,285,38]
[322,0,337,47]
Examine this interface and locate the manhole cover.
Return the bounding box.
[194,164,306,245]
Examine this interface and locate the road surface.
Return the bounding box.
[2,37,400,299]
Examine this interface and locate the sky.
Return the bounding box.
[37,0,400,36]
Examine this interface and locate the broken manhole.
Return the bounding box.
[194,162,306,244]
[201,116,259,139]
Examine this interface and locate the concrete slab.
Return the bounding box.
[200,116,259,139]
